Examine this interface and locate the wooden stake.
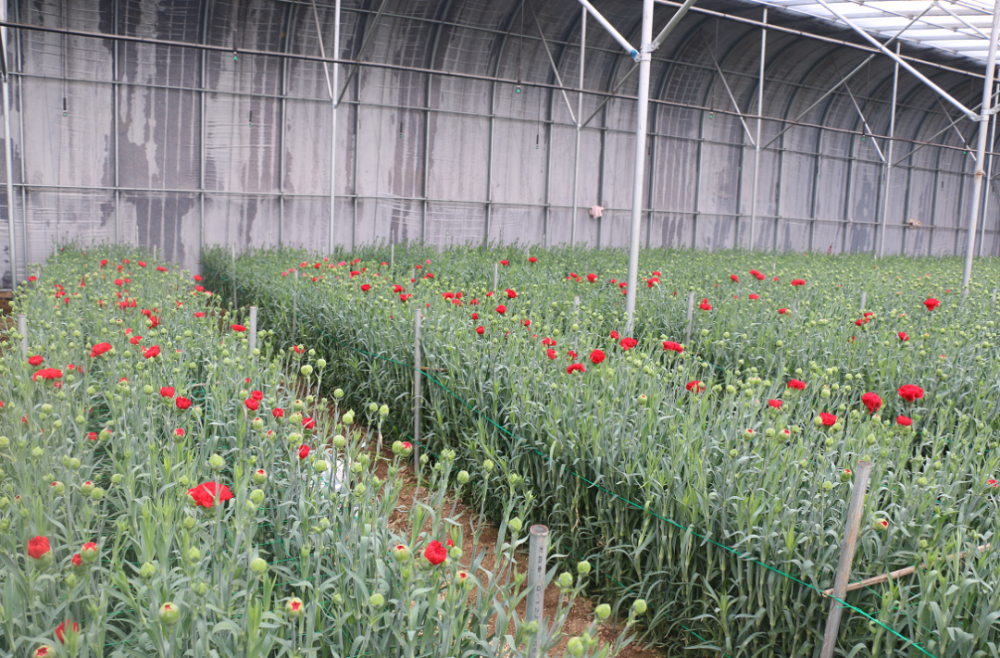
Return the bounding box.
[820,461,872,658]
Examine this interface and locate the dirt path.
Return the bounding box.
[367,441,665,658]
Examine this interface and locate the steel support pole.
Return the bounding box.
[979,73,999,257]
[571,8,585,246]
[749,8,766,251]
[878,45,900,259]
[1,2,16,289]
[625,0,653,335]
[962,1,1000,289]
[525,524,550,658]
[413,309,422,478]
[313,0,340,254]
[17,313,26,357]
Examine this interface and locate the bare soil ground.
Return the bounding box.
[366,440,666,658]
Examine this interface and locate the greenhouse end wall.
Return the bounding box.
[0,0,997,284]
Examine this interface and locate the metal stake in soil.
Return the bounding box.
[413,309,422,486]
[820,460,873,658]
[248,306,257,356]
[685,292,695,345]
[493,262,498,290]
[860,291,867,312]
[526,524,549,658]
[17,313,27,358]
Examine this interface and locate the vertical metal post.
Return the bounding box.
[963,1,1000,289]
[390,243,394,270]
[685,291,694,345]
[573,294,580,312]
[571,8,585,246]
[1,1,17,289]
[312,0,340,254]
[979,71,998,257]
[819,460,873,658]
[112,0,120,245]
[413,309,422,474]
[493,262,498,290]
[231,244,237,309]
[199,0,209,266]
[17,313,26,358]
[525,524,550,658]
[292,269,298,340]
[248,306,257,355]
[625,0,653,334]
[749,8,766,252]
[860,290,866,312]
[878,45,900,259]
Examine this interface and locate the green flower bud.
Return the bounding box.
[188,547,201,562]
[183,516,197,530]
[313,460,328,473]
[250,557,268,575]
[483,460,494,472]
[90,487,105,500]
[369,593,385,608]
[285,597,304,618]
[368,402,379,413]
[333,434,346,448]
[159,602,180,625]
[558,572,573,588]
[300,364,313,376]
[577,561,591,575]
[393,544,412,561]
[334,388,344,399]
[379,404,389,417]
[595,604,611,620]
[508,517,522,533]
[252,468,267,484]
[250,489,265,504]
[632,599,648,615]
[342,411,355,426]
[140,562,156,579]
[316,358,326,369]
[51,481,65,495]
[457,470,470,484]
[208,454,225,471]
[111,474,123,485]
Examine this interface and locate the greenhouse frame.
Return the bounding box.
[1,0,999,289]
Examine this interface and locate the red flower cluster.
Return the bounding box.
[749,269,764,281]
[861,392,882,414]
[686,381,705,393]
[898,385,924,402]
[787,379,806,390]
[699,299,712,311]
[567,363,586,374]
[90,342,112,357]
[424,540,447,565]
[620,337,638,351]
[663,341,683,353]
[791,279,805,287]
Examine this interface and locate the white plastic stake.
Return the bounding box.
[573,295,580,312]
[413,309,422,474]
[153,245,158,261]
[992,288,997,308]
[525,524,549,658]
[292,270,298,340]
[390,243,394,270]
[248,306,257,355]
[860,291,867,312]
[493,263,498,290]
[685,292,695,345]
[820,461,873,658]
[17,313,27,358]
[231,245,238,310]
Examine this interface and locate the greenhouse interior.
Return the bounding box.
[2,0,1000,657]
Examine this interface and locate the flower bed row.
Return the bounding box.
[0,246,634,658]
[205,244,1000,658]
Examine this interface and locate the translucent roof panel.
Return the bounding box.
[748,0,998,61]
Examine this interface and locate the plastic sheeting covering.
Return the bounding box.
[0,0,997,284]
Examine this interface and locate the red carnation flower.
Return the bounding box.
[898,331,909,342]
[160,386,175,398]
[298,444,310,460]
[768,399,782,409]
[787,379,806,390]
[28,355,43,366]
[791,279,805,286]
[898,385,924,403]
[496,304,506,315]
[505,288,517,299]
[546,348,556,360]
[272,408,284,418]
[686,380,705,393]
[699,299,712,311]
[923,298,940,311]
[730,274,739,283]
[251,390,263,401]
[663,341,683,353]
[245,398,260,411]
[32,368,63,381]
[749,293,759,300]
[819,412,837,426]
[424,540,447,565]
[590,349,605,365]
[778,308,788,315]
[187,482,234,508]
[232,324,246,332]
[55,620,79,644]
[620,337,638,351]
[143,345,160,359]
[90,343,112,357]
[361,284,371,292]
[861,392,882,414]
[529,257,537,263]
[194,312,205,318]
[476,326,484,335]
[130,335,142,345]
[176,397,192,410]
[500,260,509,267]
[587,273,597,283]
[28,536,51,560]
[896,415,912,427]
[567,363,586,374]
